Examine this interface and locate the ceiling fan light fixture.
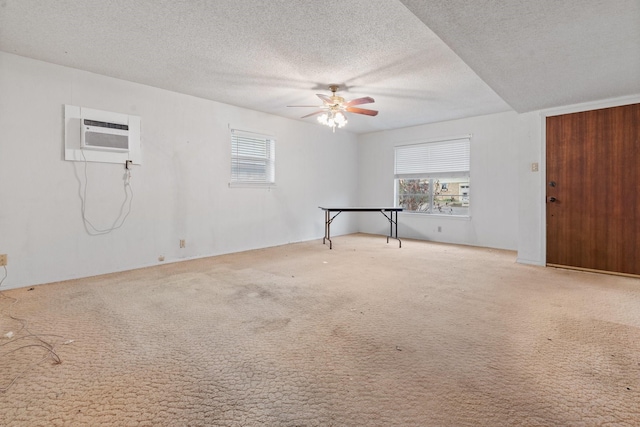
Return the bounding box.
[318,110,348,132]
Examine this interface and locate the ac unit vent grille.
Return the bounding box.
[83,119,129,131]
[84,132,129,151]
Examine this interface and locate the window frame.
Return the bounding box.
[230,128,276,187]
[394,136,471,217]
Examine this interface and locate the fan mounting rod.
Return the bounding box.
[327,85,345,105]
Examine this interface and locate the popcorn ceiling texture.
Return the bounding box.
[1,234,639,426]
[401,0,640,112]
[0,0,510,134]
[1,1,638,133]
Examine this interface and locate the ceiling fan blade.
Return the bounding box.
[287,105,323,107]
[301,110,325,119]
[345,96,375,107]
[316,94,333,104]
[346,106,379,116]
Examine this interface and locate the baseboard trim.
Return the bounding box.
[546,263,640,279]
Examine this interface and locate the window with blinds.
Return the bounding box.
[394,137,470,216]
[230,129,275,185]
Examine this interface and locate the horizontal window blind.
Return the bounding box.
[395,137,470,179]
[231,129,275,184]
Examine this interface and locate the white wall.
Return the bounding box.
[357,112,522,251]
[515,111,544,265]
[0,52,359,290]
[358,95,640,264]
[3,53,637,289]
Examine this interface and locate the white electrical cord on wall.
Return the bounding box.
[79,151,134,235]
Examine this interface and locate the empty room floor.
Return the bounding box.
[1,233,639,426]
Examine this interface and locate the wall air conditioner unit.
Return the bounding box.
[81,117,129,152]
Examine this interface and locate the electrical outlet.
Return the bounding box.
[180,239,186,248]
[531,162,539,172]
[0,254,7,266]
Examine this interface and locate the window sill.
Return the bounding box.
[228,182,276,189]
[400,211,471,220]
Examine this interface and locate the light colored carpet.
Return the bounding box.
[1,233,639,426]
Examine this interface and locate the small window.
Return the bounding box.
[394,137,470,216]
[230,129,275,185]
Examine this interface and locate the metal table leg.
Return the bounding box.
[382,210,402,248]
[323,210,342,249]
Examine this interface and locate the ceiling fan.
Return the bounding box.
[288,85,378,132]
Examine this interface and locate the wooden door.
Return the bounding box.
[546,103,640,276]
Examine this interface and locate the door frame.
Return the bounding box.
[539,94,640,268]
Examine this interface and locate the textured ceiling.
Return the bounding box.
[401,0,640,112]
[0,0,638,134]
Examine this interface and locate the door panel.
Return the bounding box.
[546,103,640,275]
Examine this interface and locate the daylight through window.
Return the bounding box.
[394,137,470,216]
[230,129,275,185]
